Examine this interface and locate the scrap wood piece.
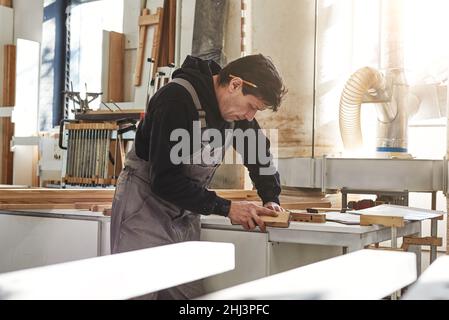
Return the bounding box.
[401,236,443,251]
[307,207,346,213]
[74,202,112,210]
[360,214,405,228]
[90,204,112,212]
[260,211,291,228]
[290,210,326,223]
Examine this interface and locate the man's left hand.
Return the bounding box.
[264,202,284,212]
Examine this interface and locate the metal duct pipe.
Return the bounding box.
[380,0,405,71]
[339,67,412,153]
[376,69,410,154]
[192,0,228,65]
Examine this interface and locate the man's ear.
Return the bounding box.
[229,77,243,93]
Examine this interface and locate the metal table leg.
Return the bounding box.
[430,218,438,264]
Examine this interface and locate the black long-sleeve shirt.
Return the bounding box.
[134,56,281,216]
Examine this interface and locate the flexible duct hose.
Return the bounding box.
[339,67,387,150]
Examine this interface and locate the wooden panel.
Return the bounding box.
[107,32,125,103]
[0,0,12,8]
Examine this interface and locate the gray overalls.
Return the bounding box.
[110,78,234,300]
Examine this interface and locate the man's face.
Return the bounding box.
[218,79,267,122]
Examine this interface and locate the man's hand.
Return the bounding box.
[228,201,278,232]
[264,202,284,212]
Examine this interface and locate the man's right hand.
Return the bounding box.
[228,201,278,232]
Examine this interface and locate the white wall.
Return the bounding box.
[13,0,44,43]
[9,1,43,187]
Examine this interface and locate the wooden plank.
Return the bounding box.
[260,211,290,228]
[1,44,15,185]
[281,202,331,210]
[134,8,150,86]
[360,214,405,228]
[2,44,15,106]
[0,0,12,8]
[159,0,177,67]
[403,236,443,247]
[168,0,176,64]
[0,188,263,204]
[214,189,258,199]
[107,32,125,103]
[0,203,80,210]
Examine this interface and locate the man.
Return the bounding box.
[111,54,287,299]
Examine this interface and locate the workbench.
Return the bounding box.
[0,242,235,300]
[0,208,425,294]
[201,249,417,300]
[402,255,449,300]
[200,215,423,292]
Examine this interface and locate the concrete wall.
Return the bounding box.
[251,0,316,158]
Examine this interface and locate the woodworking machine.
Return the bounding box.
[59,91,142,188]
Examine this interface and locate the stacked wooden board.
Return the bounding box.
[0,188,332,217]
